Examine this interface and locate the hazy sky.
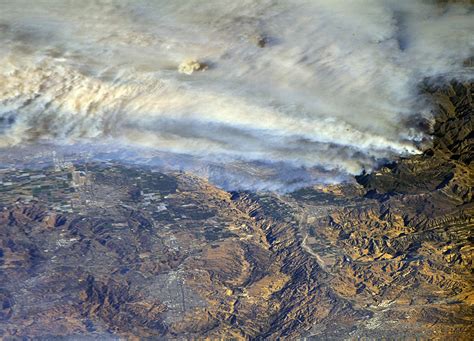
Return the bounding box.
[0,0,473,189]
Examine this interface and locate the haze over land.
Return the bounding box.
[0,1,473,339]
[0,0,473,189]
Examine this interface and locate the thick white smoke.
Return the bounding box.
[0,0,473,189]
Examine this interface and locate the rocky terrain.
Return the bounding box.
[0,82,472,339]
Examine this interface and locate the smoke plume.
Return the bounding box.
[0,0,472,189]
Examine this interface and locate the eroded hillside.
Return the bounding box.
[0,83,472,339]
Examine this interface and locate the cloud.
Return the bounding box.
[0,0,472,190]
